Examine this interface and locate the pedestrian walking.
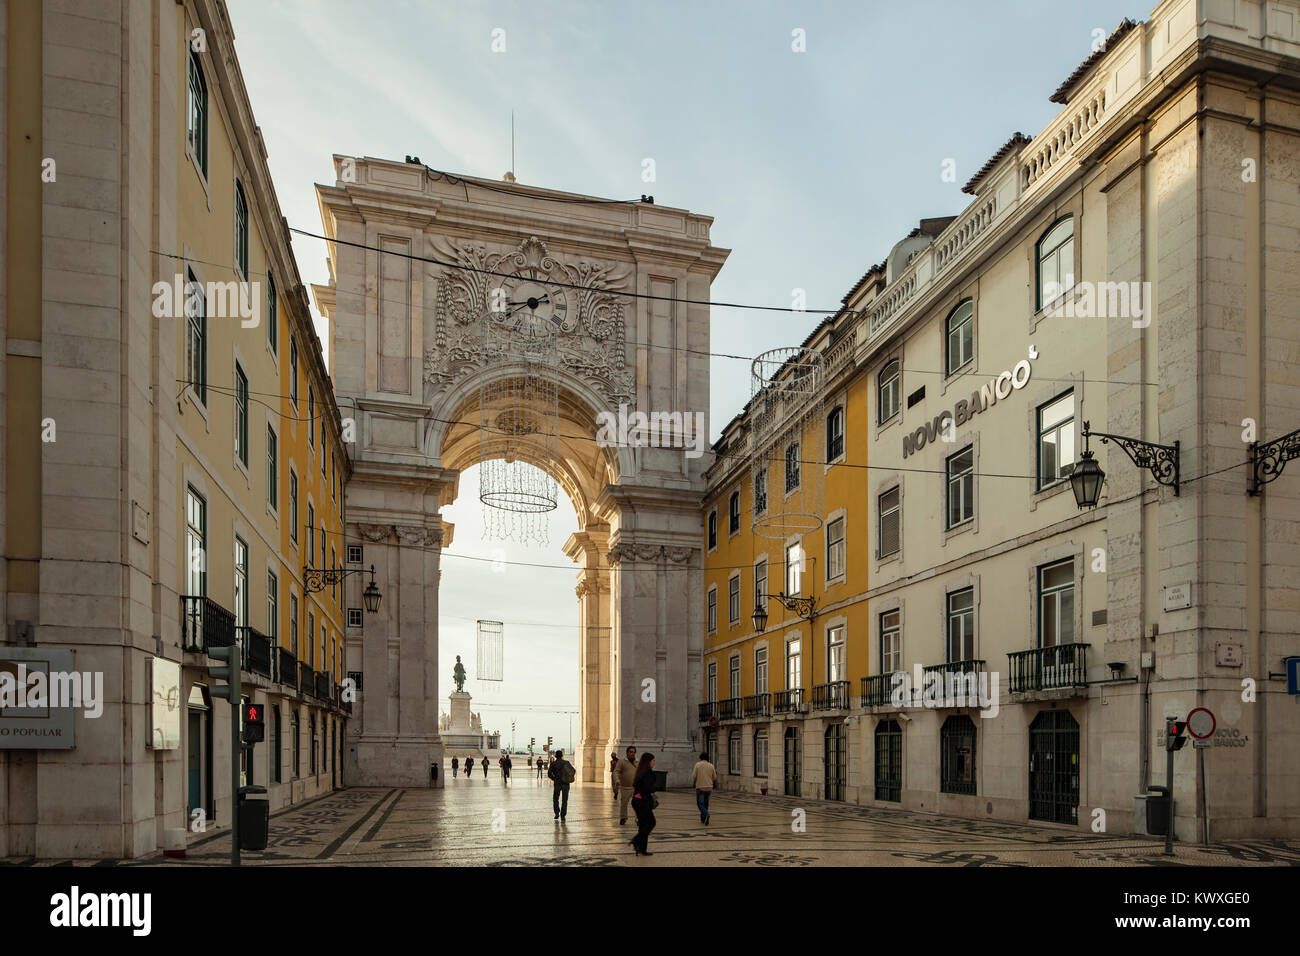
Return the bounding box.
[548,749,576,820]
[482,756,489,778]
[502,753,512,784]
[466,756,474,777]
[451,756,459,778]
[609,752,620,800]
[629,752,657,856]
[536,757,545,780]
[691,751,720,824]
[614,745,638,825]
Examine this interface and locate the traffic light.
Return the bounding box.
[242,701,265,744]
[207,643,240,702]
[1168,719,1188,751]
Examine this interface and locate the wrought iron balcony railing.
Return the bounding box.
[742,693,770,718]
[315,670,331,701]
[810,680,851,711]
[698,701,717,723]
[920,660,987,706]
[239,626,273,677]
[180,595,235,654]
[1007,643,1089,692]
[861,673,900,707]
[718,697,743,721]
[298,662,313,696]
[772,688,804,714]
[278,647,297,688]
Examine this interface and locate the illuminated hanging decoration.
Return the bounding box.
[750,346,825,540]
[478,306,561,546]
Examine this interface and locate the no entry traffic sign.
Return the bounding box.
[1187,706,1216,739]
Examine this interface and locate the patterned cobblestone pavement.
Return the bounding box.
[9,772,1292,867]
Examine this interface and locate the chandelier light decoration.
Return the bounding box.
[478,313,561,545]
[750,346,825,540]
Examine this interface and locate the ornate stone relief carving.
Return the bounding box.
[423,236,636,409]
[356,523,394,542]
[394,525,441,547]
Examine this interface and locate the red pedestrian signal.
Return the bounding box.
[242,701,265,744]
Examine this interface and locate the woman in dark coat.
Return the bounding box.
[466,756,474,777]
[629,752,657,856]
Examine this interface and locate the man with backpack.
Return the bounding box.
[547,749,576,820]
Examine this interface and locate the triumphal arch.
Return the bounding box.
[313,156,728,785]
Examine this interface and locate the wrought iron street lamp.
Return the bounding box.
[1248,424,1300,495]
[752,591,817,633]
[303,562,382,614]
[1071,420,1180,509]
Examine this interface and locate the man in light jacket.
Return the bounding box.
[691,752,720,825]
[614,745,638,825]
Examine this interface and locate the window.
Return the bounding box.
[728,575,740,625]
[267,272,277,353]
[784,442,800,492]
[946,587,975,662]
[330,547,338,602]
[826,516,845,580]
[308,387,315,448]
[875,719,902,802]
[233,537,249,630]
[320,532,326,591]
[347,608,363,628]
[707,661,717,702]
[308,611,315,667]
[878,487,900,558]
[940,715,977,795]
[824,722,846,801]
[186,49,207,176]
[184,269,206,404]
[726,655,740,700]
[754,728,769,777]
[827,406,845,461]
[728,730,741,775]
[332,456,337,501]
[786,638,801,690]
[755,647,768,695]
[321,624,327,677]
[785,543,802,595]
[234,364,248,466]
[826,625,845,682]
[292,711,300,777]
[880,609,902,674]
[272,706,282,783]
[754,560,767,607]
[945,300,974,375]
[267,570,278,641]
[1037,392,1076,489]
[946,446,974,528]
[266,426,277,509]
[707,587,717,633]
[289,471,299,544]
[347,545,363,564]
[307,503,315,560]
[1038,559,1075,647]
[878,360,900,424]
[234,181,249,278]
[310,715,317,774]
[1037,217,1075,310]
[289,338,299,407]
[706,730,718,767]
[320,422,327,475]
[289,594,299,657]
[728,491,740,535]
[185,488,206,597]
[707,511,717,550]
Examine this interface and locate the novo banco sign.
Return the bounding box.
[902,352,1036,458]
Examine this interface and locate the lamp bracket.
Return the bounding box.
[1248,425,1300,496]
[1083,421,1179,495]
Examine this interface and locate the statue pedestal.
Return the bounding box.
[442,691,481,752]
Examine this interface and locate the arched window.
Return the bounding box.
[826,406,845,461]
[874,719,902,801]
[234,180,249,278]
[754,727,769,777]
[940,714,977,794]
[878,360,900,424]
[945,300,974,375]
[785,442,800,492]
[291,711,300,777]
[728,730,742,775]
[824,723,846,801]
[1036,217,1075,310]
[728,490,740,534]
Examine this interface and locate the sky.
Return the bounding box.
[225,0,1146,745]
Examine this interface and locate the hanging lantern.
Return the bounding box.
[478,312,561,545]
[750,347,825,540]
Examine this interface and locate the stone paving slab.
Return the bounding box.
[7,777,1298,866]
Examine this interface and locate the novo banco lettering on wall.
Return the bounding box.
[902,354,1035,458]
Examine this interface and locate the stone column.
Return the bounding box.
[564,528,610,782]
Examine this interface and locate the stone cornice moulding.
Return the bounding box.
[394,525,441,548]
[356,523,393,543]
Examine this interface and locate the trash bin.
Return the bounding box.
[653,770,668,792]
[1146,785,1170,836]
[238,785,269,851]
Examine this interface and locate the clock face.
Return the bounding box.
[494,276,569,340]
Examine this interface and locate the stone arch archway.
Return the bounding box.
[314,157,729,787]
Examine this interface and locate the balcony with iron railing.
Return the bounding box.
[698,701,717,723]
[299,662,314,696]
[742,693,770,718]
[810,680,850,711]
[860,673,900,708]
[180,595,235,654]
[239,626,273,678]
[277,647,297,688]
[772,688,804,715]
[921,660,987,706]
[315,670,331,701]
[717,697,743,721]
[1008,643,1089,694]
